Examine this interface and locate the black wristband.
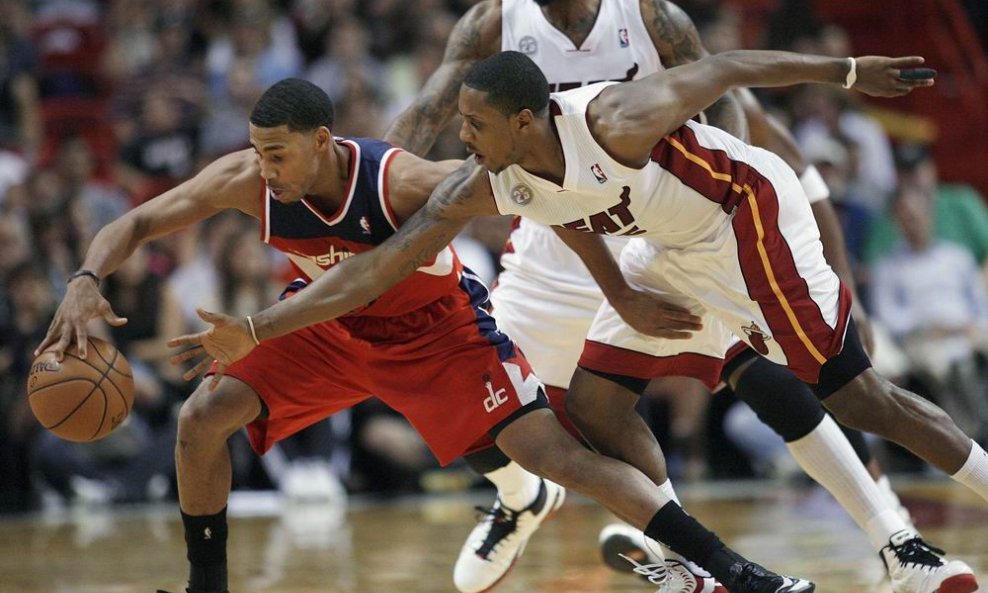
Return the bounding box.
[68,269,101,286]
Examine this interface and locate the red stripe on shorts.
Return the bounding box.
[579,341,723,390]
[731,172,850,383]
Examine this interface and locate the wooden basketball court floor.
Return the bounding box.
[1,479,985,593]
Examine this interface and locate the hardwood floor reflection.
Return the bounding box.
[1,480,985,593]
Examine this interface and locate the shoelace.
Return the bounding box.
[620,553,669,585]
[890,538,946,570]
[473,503,521,558]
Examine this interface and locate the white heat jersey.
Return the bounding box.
[496,0,663,310]
[489,83,848,386]
[490,82,760,249]
[500,0,661,93]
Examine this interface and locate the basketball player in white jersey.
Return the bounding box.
[383,3,975,593]
[176,50,988,593]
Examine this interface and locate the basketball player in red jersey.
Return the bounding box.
[382,2,974,593]
[38,78,812,593]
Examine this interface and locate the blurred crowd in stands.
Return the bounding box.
[1,0,987,513]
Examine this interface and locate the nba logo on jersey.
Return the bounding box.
[519,36,537,55]
[591,163,608,184]
[618,28,629,48]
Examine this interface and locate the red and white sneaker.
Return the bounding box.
[880,530,978,593]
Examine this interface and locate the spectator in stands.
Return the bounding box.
[865,144,988,271]
[117,92,200,200]
[0,262,52,512]
[0,0,42,160]
[54,136,128,245]
[871,185,988,441]
[102,245,185,384]
[792,84,897,207]
[306,18,384,104]
[802,134,874,277]
[198,57,260,158]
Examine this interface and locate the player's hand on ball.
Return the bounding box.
[612,287,703,339]
[35,275,127,361]
[168,308,256,390]
[853,56,935,97]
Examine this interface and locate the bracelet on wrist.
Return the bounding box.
[842,57,857,89]
[246,315,261,345]
[68,269,101,286]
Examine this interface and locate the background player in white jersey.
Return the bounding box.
[174,50,988,593]
[383,2,974,593]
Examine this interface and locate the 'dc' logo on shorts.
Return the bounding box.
[519,36,538,55]
[510,184,533,206]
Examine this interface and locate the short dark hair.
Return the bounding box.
[250,78,334,132]
[464,51,550,116]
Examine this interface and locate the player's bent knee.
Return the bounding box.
[565,367,645,425]
[178,379,262,441]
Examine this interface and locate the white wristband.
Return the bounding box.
[246,315,261,345]
[842,57,857,89]
[799,164,831,203]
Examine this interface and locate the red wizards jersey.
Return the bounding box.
[260,137,462,317]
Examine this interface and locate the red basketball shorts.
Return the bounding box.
[222,273,543,465]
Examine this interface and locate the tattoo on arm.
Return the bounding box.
[647,0,704,66]
[646,0,747,139]
[384,4,492,156]
[390,161,478,278]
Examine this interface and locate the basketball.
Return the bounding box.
[27,337,135,442]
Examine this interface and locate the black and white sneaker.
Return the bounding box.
[601,523,725,593]
[728,561,815,593]
[452,478,565,593]
[880,530,978,593]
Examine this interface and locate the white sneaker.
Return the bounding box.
[880,530,978,593]
[453,478,565,593]
[599,523,725,593]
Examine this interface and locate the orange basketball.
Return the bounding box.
[27,337,135,442]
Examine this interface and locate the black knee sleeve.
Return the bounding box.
[813,317,873,399]
[729,355,826,443]
[464,446,512,474]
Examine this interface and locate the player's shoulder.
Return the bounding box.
[195,149,263,206]
[448,0,501,57]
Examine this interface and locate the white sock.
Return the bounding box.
[787,415,907,549]
[484,461,543,510]
[658,479,682,506]
[951,440,988,503]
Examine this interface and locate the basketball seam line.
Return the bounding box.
[89,346,122,439]
[99,364,131,418]
[62,338,133,378]
[46,352,116,434]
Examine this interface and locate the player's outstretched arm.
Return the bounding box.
[36,151,259,360]
[384,1,500,156]
[552,228,702,339]
[168,159,498,386]
[589,51,935,166]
